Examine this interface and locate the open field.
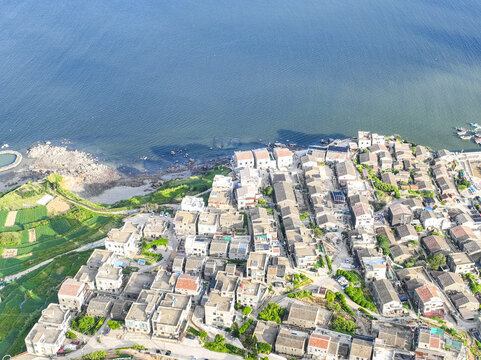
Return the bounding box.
[4,211,17,227]
[0,182,49,211]
[0,250,92,357]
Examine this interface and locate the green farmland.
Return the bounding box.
[0,183,124,278]
[0,250,92,357]
[0,207,123,277]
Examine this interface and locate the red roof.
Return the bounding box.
[253,149,269,159]
[274,147,292,158]
[58,279,84,297]
[175,274,199,291]
[235,151,254,161]
[415,284,439,303]
[308,333,330,350]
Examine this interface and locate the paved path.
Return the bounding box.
[63,332,244,360]
[3,238,105,282]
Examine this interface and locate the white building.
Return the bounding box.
[253,148,276,169]
[204,291,235,328]
[180,196,205,213]
[273,147,294,169]
[105,222,142,258]
[234,150,255,169]
[184,235,210,256]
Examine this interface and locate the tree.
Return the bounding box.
[231,322,240,337]
[257,342,272,354]
[215,334,225,345]
[78,316,96,333]
[427,253,446,270]
[242,306,252,315]
[107,320,122,330]
[376,234,391,256]
[199,330,207,341]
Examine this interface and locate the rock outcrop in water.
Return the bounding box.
[27,144,120,185]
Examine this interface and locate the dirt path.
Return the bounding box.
[4,211,17,227]
[28,228,36,243]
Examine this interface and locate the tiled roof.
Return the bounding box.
[235,151,254,160]
[58,278,84,297]
[415,284,439,303]
[309,333,330,350]
[175,274,199,291]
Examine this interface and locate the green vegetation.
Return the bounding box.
[376,234,391,256]
[288,290,311,299]
[107,320,123,330]
[112,166,230,208]
[0,206,123,277]
[464,273,481,294]
[300,212,310,221]
[257,303,287,324]
[325,290,355,316]
[358,307,376,319]
[330,316,356,335]
[415,225,423,232]
[286,273,312,289]
[71,315,105,335]
[336,269,363,286]
[242,306,252,315]
[364,165,400,198]
[82,351,106,360]
[261,186,273,197]
[325,254,332,273]
[427,253,446,270]
[204,334,247,358]
[0,250,92,356]
[344,286,376,312]
[139,239,164,262]
[66,331,77,339]
[456,171,471,191]
[239,319,253,334]
[0,182,49,210]
[257,342,272,354]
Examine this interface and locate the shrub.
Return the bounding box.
[82,351,106,360]
[257,303,287,323]
[239,319,253,334]
[242,306,252,315]
[257,342,272,354]
[344,287,376,312]
[288,290,311,299]
[107,320,122,330]
[66,331,77,339]
[330,317,356,335]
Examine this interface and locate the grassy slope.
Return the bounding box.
[111,166,231,208]
[0,250,93,357]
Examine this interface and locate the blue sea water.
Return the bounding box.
[1,0,481,171]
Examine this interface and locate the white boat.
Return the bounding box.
[460,135,472,140]
[471,122,479,127]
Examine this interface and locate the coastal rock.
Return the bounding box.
[26,144,120,186]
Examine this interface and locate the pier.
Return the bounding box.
[0,150,22,172]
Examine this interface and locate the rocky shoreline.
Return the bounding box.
[0,143,231,202]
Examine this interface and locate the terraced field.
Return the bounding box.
[0,184,124,278]
[0,250,92,356]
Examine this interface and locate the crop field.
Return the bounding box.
[14,206,48,226]
[0,250,92,357]
[0,209,122,277]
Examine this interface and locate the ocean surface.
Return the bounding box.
[1,0,481,172]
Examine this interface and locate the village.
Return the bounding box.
[21,131,481,360]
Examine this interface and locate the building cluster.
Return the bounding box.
[24,133,481,360]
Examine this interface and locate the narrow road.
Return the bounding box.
[3,238,106,282]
